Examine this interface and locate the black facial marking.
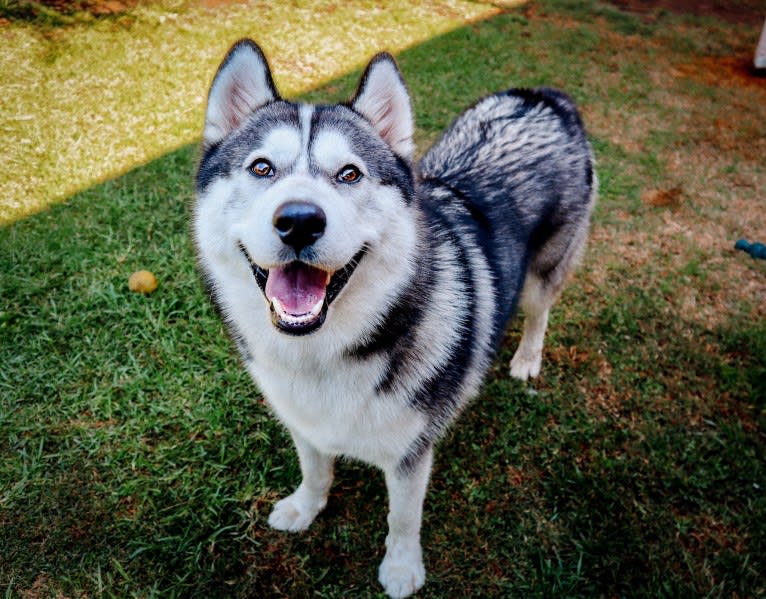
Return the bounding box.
[196,101,301,193]
[308,105,414,198]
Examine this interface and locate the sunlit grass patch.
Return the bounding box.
[0,0,498,224]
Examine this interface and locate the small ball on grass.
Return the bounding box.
[128,270,158,294]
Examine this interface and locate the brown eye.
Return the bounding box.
[337,165,362,184]
[250,159,274,178]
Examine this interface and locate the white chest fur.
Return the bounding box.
[247,346,427,470]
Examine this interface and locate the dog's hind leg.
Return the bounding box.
[378,447,432,598]
[510,218,590,381]
[268,428,334,532]
[510,273,552,380]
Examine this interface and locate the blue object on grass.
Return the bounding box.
[736,239,766,259]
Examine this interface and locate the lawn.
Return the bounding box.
[0,0,496,224]
[2,1,765,597]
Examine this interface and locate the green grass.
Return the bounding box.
[2,1,766,597]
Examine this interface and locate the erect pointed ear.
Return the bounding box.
[350,53,414,161]
[203,39,279,148]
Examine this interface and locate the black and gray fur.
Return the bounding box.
[193,39,596,599]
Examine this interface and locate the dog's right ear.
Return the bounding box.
[203,39,279,148]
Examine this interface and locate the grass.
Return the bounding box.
[0,0,496,224]
[2,0,766,597]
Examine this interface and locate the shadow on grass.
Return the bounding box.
[2,5,765,598]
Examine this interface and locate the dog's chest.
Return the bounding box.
[247,350,426,467]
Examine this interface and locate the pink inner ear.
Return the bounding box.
[375,104,395,141]
[265,263,329,314]
[226,79,252,131]
[352,62,413,158]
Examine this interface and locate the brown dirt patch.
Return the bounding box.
[608,0,764,25]
[37,0,139,16]
[674,53,766,90]
[30,0,248,16]
[642,186,684,209]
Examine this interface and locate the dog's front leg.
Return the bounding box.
[268,428,334,532]
[379,446,433,599]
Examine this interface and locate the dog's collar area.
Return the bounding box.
[238,243,367,335]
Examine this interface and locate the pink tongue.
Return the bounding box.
[265,263,328,315]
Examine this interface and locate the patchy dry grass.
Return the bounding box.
[2,0,765,597]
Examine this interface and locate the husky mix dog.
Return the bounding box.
[193,39,596,598]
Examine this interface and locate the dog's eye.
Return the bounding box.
[250,159,274,178]
[336,165,362,184]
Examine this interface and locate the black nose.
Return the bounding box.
[272,201,327,253]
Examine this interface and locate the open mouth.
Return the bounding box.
[239,243,366,335]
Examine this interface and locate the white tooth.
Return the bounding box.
[271,296,322,325]
[271,297,286,318]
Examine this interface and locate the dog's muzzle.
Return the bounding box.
[239,202,366,335]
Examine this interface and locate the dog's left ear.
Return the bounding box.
[351,54,414,161]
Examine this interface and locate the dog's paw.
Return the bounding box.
[510,349,542,381]
[267,490,326,532]
[379,558,425,598]
[378,538,425,598]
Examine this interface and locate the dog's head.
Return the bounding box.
[195,40,416,337]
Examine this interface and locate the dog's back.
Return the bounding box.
[418,87,596,351]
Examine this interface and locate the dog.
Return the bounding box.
[193,39,596,598]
